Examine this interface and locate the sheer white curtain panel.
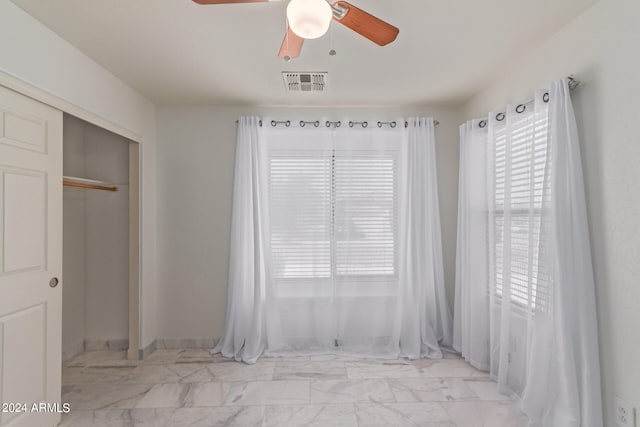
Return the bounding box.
[452,120,490,371]
[213,116,282,364]
[399,117,452,356]
[215,116,451,362]
[453,79,602,426]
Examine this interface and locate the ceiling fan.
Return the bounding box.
[192,0,399,60]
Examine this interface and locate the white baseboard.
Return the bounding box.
[156,338,218,350]
[62,342,85,363]
[62,339,130,363]
[84,339,129,351]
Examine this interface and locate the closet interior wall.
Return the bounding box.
[62,114,130,361]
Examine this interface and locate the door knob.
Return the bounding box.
[49,277,59,288]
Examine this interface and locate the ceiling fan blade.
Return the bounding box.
[192,0,271,4]
[278,27,304,59]
[332,1,399,46]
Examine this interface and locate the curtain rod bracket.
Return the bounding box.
[568,75,581,91]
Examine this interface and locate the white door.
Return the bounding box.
[0,85,63,427]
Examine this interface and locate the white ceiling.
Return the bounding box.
[12,0,598,106]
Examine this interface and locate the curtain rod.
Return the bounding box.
[478,76,581,128]
[235,119,440,128]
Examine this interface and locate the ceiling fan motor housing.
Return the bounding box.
[286,0,333,39]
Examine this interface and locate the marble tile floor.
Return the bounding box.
[60,349,528,427]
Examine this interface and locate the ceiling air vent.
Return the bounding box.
[282,72,327,93]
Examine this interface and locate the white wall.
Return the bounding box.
[84,122,130,343]
[62,115,130,358]
[156,105,461,341]
[463,0,640,422]
[0,1,158,351]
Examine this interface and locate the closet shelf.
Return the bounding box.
[63,176,117,192]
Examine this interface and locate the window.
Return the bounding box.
[270,150,332,280]
[491,109,551,310]
[269,147,398,284]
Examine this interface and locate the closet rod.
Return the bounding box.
[63,176,117,192]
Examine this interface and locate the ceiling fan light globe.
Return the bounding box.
[286,0,332,39]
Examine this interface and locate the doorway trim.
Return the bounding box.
[128,142,140,360]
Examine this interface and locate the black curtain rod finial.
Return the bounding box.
[567,75,581,91]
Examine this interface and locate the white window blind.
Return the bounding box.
[493,108,551,309]
[334,152,397,279]
[270,148,397,282]
[270,151,332,279]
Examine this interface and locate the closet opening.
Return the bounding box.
[62,113,140,363]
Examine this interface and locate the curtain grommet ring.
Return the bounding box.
[362,121,367,128]
[271,120,276,127]
[378,121,395,128]
[326,121,330,128]
[516,104,526,113]
[496,112,506,122]
[349,121,354,128]
[336,121,341,127]
[405,121,408,128]
[301,121,320,128]
[543,93,550,103]
[285,120,291,127]
[479,120,487,128]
